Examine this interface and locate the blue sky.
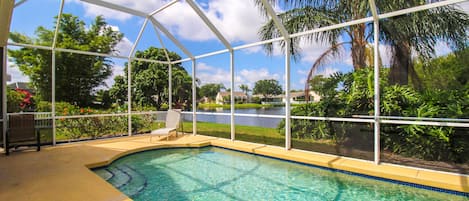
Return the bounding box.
[7,0,466,91]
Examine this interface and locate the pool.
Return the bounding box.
[93,147,469,201]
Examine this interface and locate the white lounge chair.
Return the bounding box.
[150,109,181,141]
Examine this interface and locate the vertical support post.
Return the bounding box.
[192,59,197,135]
[127,59,132,136]
[285,40,291,150]
[369,0,380,165]
[259,0,291,150]
[126,18,148,136]
[168,60,172,110]
[373,19,380,165]
[230,50,235,141]
[51,0,64,146]
[2,47,7,150]
[51,51,56,145]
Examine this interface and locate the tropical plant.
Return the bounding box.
[6,89,25,113]
[9,14,123,106]
[239,84,251,96]
[279,67,469,163]
[256,0,469,88]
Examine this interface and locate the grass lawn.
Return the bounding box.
[180,121,285,146]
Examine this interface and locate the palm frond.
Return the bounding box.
[304,41,349,100]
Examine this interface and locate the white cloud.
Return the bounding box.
[72,0,267,43]
[196,62,232,88]
[196,62,216,71]
[204,0,267,43]
[298,39,338,64]
[240,68,279,83]
[114,36,133,57]
[73,0,166,21]
[101,65,125,89]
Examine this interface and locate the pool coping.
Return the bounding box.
[0,134,468,201]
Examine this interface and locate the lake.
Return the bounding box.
[183,107,285,128]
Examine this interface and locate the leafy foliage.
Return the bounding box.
[6,90,25,113]
[109,47,193,110]
[279,66,469,163]
[253,79,283,100]
[199,83,225,101]
[8,14,123,106]
[256,0,469,86]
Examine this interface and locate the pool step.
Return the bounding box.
[106,167,131,188]
[105,165,147,197]
[94,168,114,181]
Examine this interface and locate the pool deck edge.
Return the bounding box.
[0,134,467,201]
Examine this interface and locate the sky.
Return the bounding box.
[6,0,469,92]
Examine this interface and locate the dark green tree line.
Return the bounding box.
[109,47,193,110]
[9,14,123,106]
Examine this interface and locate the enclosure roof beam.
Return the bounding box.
[79,0,147,17]
[148,0,179,17]
[0,0,15,47]
[79,0,193,60]
[368,0,379,22]
[259,0,290,40]
[185,0,232,50]
[149,17,194,59]
[128,18,149,58]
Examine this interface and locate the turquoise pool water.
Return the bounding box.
[93,147,469,201]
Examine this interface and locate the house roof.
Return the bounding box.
[218,91,247,97]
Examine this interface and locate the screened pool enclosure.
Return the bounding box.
[1,0,469,174]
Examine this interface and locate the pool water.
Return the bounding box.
[93,147,469,201]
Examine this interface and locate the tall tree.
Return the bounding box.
[9,14,123,106]
[199,83,225,100]
[256,0,469,87]
[239,84,251,95]
[253,79,283,100]
[109,47,193,110]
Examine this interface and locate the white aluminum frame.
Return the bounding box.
[2,47,6,148]
[3,0,468,168]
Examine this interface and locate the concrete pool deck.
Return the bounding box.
[0,134,468,201]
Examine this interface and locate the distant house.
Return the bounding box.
[215,91,247,104]
[286,91,321,103]
[255,91,321,104]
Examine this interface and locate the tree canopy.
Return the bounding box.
[253,79,283,100]
[9,14,123,106]
[199,83,225,101]
[109,47,193,110]
[256,0,469,88]
[239,84,251,96]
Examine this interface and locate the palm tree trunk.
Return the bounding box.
[351,24,367,69]
[390,41,411,85]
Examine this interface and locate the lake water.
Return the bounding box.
[183,107,285,128]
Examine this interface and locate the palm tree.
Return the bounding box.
[239,84,251,102]
[239,84,251,94]
[256,0,469,97]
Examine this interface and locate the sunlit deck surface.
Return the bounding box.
[0,134,468,201]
